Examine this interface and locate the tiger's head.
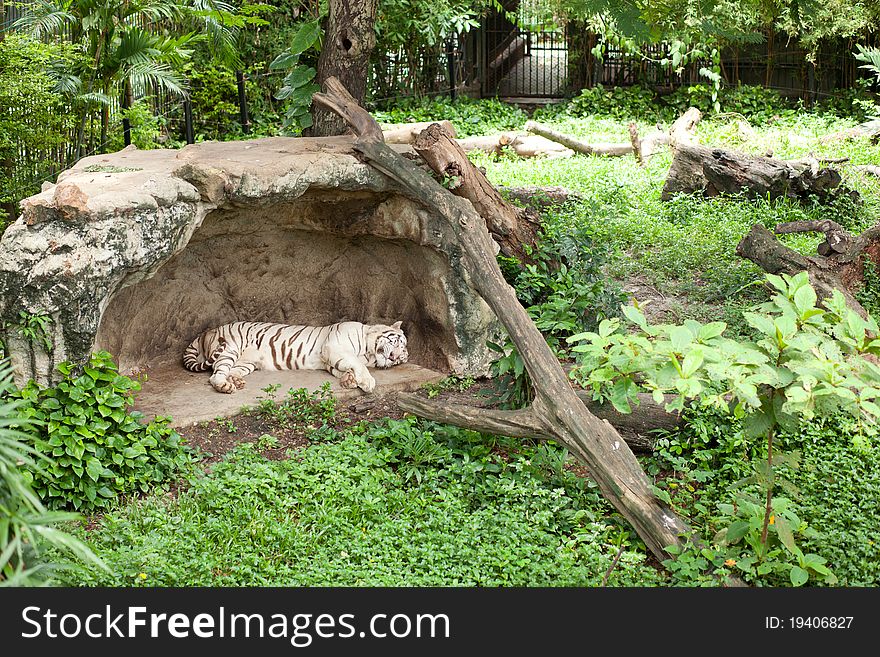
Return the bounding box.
[374,321,408,369]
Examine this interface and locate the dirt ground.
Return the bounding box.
[179,388,419,464]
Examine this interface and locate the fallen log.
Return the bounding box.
[382,120,456,144]
[524,121,633,157]
[413,122,540,262]
[456,133,573,158]
[662,143,857,203]
[398,390,677,453]
[736,221,880,316]
[500,185,581,210]
[855,164,880,178]
[312,77,708,568]
[821,118,880,144]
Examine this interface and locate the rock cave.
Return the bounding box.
[0,137,498,424]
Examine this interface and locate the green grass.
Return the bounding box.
[472,111,880,326]
[63,420,663,587]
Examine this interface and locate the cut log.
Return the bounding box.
[382,120,457,144]
[628,122,644,166]
[524,121,633,157]
[581,391,681,438]
[312,77,711,570]
[413,122,540,262]
[662,143,857,203]
[506,135,574,159]
[669,107,702,146]
[456,133,521,155]
[821,118,880,144]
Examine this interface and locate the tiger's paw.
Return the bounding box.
[357,373,376,394]
[339,370,358,389]
[228,374,246,390]
[210,376,237,394]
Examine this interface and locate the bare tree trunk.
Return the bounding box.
[413,122,540,261]
[309,0,378,137]
[311,77,710,568]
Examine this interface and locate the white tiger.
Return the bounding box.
[183,320,408,394]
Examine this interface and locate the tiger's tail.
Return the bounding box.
[183,330,214,372]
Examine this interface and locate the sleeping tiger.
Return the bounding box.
[183,320,408,394]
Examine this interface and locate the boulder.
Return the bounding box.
[0,137,499,387]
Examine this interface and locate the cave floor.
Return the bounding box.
[133,362,445,427]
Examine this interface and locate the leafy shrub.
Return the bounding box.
[785,416,880,586]
[9,352,191,510]
[0,362,106,585]
[0,35,79,227]
[254,382,337,432]
[489,210,625,409]
[565,84,660,121]
[664,84,792,123]
[570,272,880,585]
[373,96,527,137]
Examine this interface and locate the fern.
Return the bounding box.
[855,45,880,84]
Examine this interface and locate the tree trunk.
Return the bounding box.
[311,77,711,569]
[396,389,679,454]
[662,143,856,203]
[309,0,378,137]
[736,221,880,316]
[413,122,540,262]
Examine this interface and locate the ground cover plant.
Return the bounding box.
[60,416,662,587]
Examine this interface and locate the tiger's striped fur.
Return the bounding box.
[183,320,408,394]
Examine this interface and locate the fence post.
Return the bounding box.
[183,98,195,145]
[447,38,457,100]
[236,70,251,135]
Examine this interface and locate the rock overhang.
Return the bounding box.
[0,137,498,398]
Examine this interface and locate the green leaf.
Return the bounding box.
[724,520,750,544]
[609,378,634,414]
[774,516,797,555]
[681,350,704,378]
[698,322,726,341]
[269,51,299,70]
[790,565,809,586]
[85,457,103,482]
[283,66,316,89]
[622,304,649,332]
[745,312,776,337]
[287,21,321,56]
[669,326,692,351]
[793,284,817,316]
[742,408,773,438]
